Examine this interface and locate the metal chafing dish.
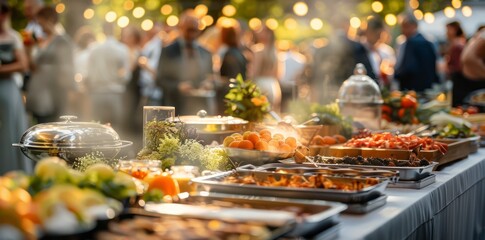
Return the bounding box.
[240,163,399,182]
[177,110,248,144]
[280,157,438,181]
[12,115,132,165]
[191,170,388,203]
[143,192,346,239]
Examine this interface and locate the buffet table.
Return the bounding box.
[338,148,485,240]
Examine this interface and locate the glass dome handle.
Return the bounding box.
[354,63,367,75]
[197,109,208,118]
[60,115,78,123]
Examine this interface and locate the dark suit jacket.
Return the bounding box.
[156,39,213,113]
[395,33,440,92]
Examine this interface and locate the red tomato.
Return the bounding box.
[382,105,392,115]
[401,95,417,108]
[450,108,464,116]
[467,106,479,114]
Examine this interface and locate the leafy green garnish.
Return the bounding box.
[224,74,270,122]
[438,123,475,138]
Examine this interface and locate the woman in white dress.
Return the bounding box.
[0,3,32,174]
[250,26,281,113]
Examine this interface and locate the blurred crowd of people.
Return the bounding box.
[2,0,485,174]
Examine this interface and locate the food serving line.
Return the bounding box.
[6,66,485,239]
[337,148,485,240]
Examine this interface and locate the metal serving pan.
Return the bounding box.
[280,159,437,181]
[224,147,293,166]
[145,192,346,238]
[240,163,399,183]
[191,170,388,203]
[103,208,282,240]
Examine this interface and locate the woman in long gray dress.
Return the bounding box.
[26,6,74,123]
[0,3,32,174]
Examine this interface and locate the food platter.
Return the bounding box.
[239,163,399,183]
[97,208,279,240]
[431,138,473,167]
[279,158,437,181]
[191,170,388,203]
[144,192,347,238]
[327,145,443,162]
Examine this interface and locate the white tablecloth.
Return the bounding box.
[338,148,485,240]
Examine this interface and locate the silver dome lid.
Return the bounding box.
[18,116,124,149]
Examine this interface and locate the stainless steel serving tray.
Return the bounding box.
[147,192,347,238]
[279,159,437,181]
[191,170,388,203]
[240,163,399,183]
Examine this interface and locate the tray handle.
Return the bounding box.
[237,164,258,170]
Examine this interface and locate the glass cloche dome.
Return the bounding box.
[337,64,383,130]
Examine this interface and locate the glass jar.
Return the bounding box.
[143,106,175,149]
[337,64,383,130]
[118,159,162,180]
[170,165,199,193]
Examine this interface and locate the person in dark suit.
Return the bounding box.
[310,17,376,104]
[395,14,440,92]
[156,10,213,115]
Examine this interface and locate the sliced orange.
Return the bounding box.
[147,173,180,196]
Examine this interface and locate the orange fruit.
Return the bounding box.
[268,140,279,152]
[321,136,337,145]
[229,141,241,148]
[148,173,180,196]
[259,129,271,137]
[223,136,235,147]
[238,140,254,150]
[285,137,297,148]
[242,131,252,140]
[260,133,272,142]
[333,134,347,144]
[247,132,260,145]
[273,133,284,141]
[268,140,279,148]
[231,133,242,138]
[231,133,243,141]
[311,135,324,145]
[255,141,269,151]
[279,143,292,153]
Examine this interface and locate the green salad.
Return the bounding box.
[438,123,475,139]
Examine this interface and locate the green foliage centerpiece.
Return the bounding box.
[136,119,231,171]
[224,75,270,123]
